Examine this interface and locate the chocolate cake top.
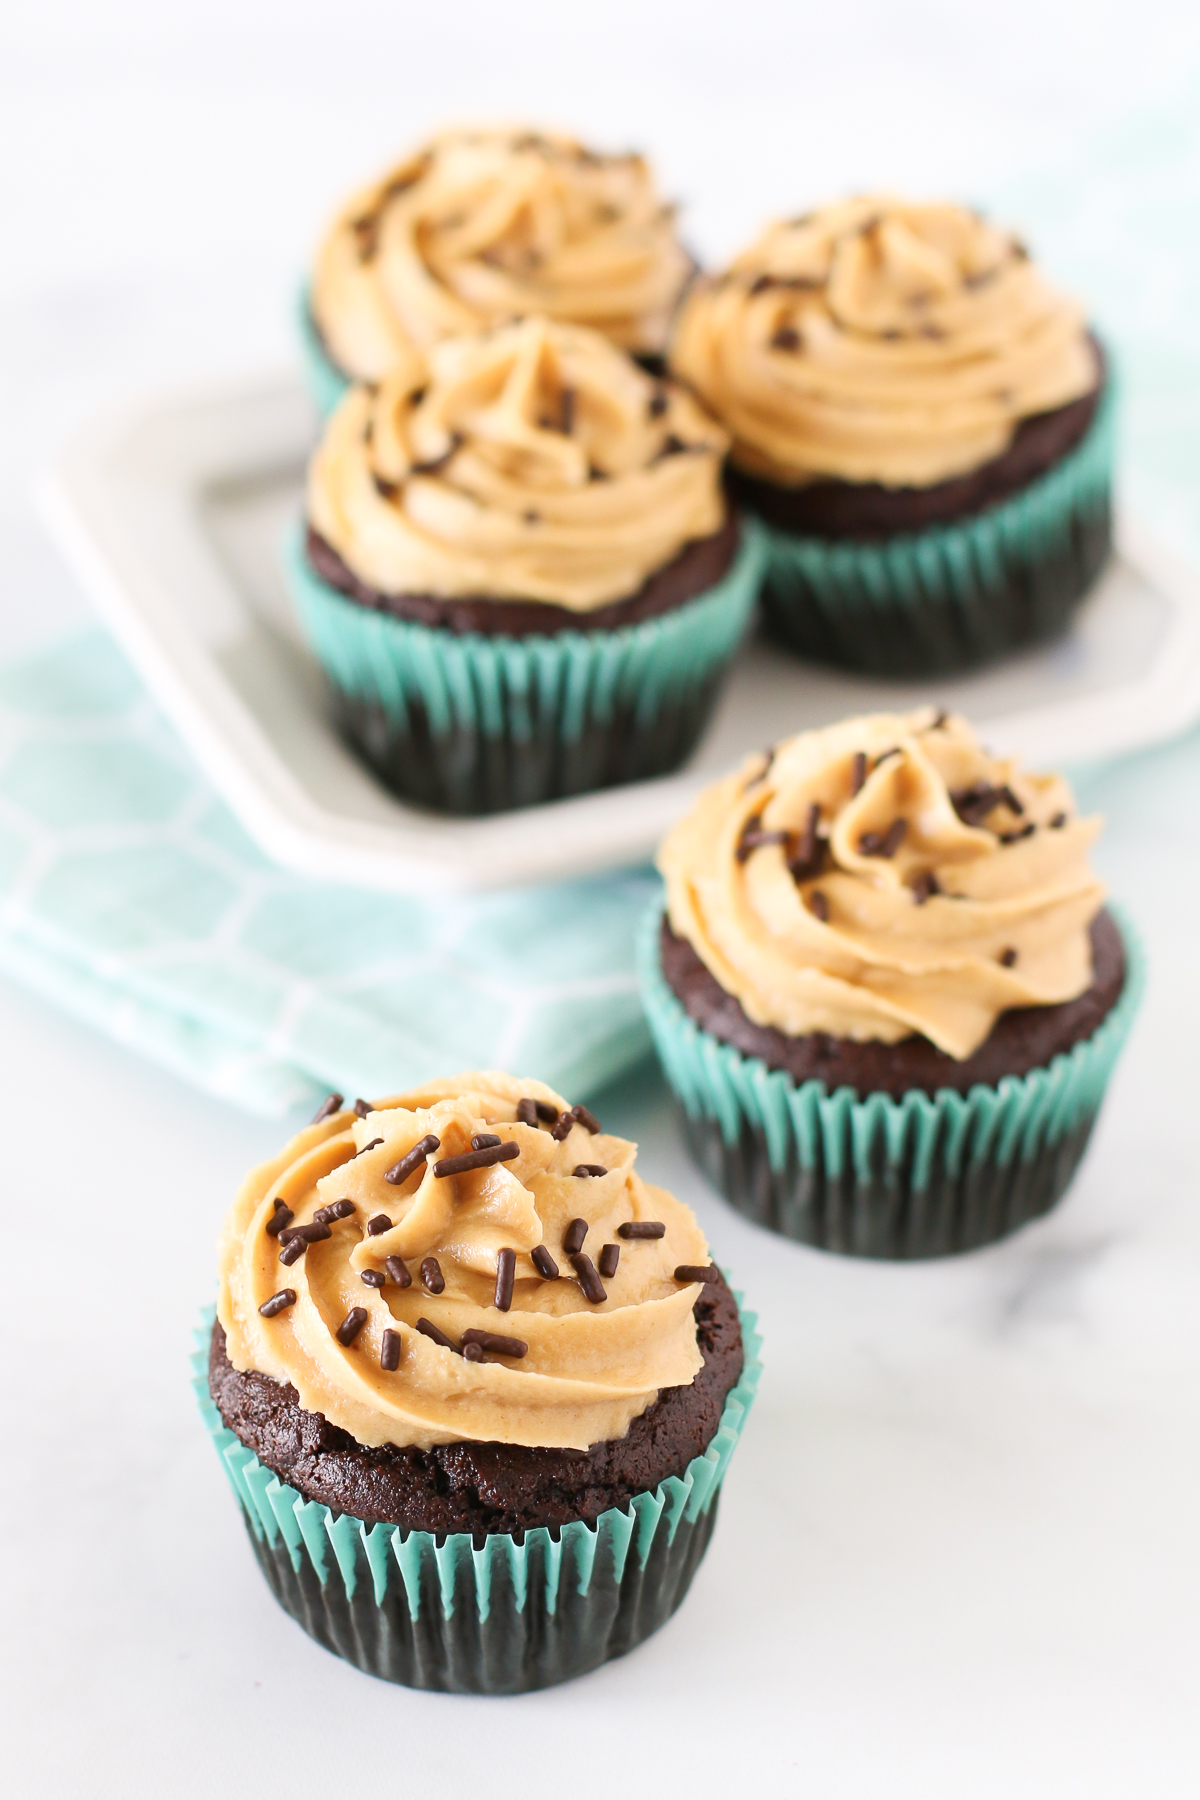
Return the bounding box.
[657,707,1106,1060]
[670,196,1098,489]
[218,1072,715,1454]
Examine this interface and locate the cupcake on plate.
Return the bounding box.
[639,709,1143,1258]
[196,1071,760,1694]
[670,198,1112,674]
[302,126,695,414]
[290,314,764,813]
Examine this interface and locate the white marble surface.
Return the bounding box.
[3,4,1200,1795]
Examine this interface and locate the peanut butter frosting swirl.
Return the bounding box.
[669,196,1099,489]
[217,1073,710,1452]
[307,316,729,609]
[311,127,694,383]
[659,710,1106,1059]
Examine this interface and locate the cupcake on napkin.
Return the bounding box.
[290,314,763,813]
[303,126,695,413]
[639,708,1142,1257]
[670,198,1112,673]
[198,1072,760,1693]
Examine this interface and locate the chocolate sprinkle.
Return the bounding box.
[1051,811,1068,828]
[617,1221,666,1239]
[928,710,949,730]
[326,1199,357,1221]
[311,1093,343,1124]
[335,1308,368,1347]
[278,1238,307,1267]
[572,1104,602,1135]
[356,1138,384,1157]
[809,890,830,922]
[858,819,907,858]
[433,1141,520,1177]
[384,1255,411,1288]
[264,1201,294,1238]
[951,782,1022,829]
[771,325,802,352]
[494,1247,516,1312]
[598,1243,620,1279]
[738,825,791,862]
[367,1213,393,1236]
[573,1163,607,1178]
[462,1341,483,1362]
[911,869,941,905]
[353,1098,371,1118]
[874,746,901,767]
[258,1289,296,1318]
[516,1098,538,1127]
[851,751,867,796]
[531,1244,560,1279]
[648,388,669,418]
[385,1134,441,1187]
[415,1317,457,1352]
[380,1329,401,1372]
[461,1329,528,1358]
[278,1221,331,1246]
[570,1253,607,1304]
[999,823,1036,845]
[535,1100,559,1122]
[420,1257,445,1295]
[789,801,824,882]
[471,1133,502,1150]
[999,947,1018,967]
[674,1264,720,1284]
[550,1109,576,1141]
[563,1217,588,1256]
[360,1268,386,1289]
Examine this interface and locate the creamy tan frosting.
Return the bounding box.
[669,196,1099,488]
[307,315,729,609]
[659,710,1106,1059]
[217,1072,710,1452]
[311,127,694,383]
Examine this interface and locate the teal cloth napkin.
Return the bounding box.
[0,631,657,1113]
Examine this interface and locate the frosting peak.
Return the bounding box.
[659,710,1105,1059]
[308,316,729,608]
[217,1073,709,1451]
[311,127,695,382]
[669,196,1099,488]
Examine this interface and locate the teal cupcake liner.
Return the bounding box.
[286,520,765,814]
[297,284,352,419]
[193,1295,761,1693]
[637,904,1144,1259]
[754,387,1114,676]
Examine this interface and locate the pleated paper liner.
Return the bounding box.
[194,1295,761,1694]
[286,520,766,815]
[296,287,352,420]
[752,387,1115,676]
[637,904,1144,1259]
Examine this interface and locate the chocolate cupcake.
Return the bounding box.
[289,315,763,813]
[639,709,1143,1257]
[197,1072,760,1693]
[670,199,1113,673]
[302,126,695,412]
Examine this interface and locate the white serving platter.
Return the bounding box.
[40,372,1200,896]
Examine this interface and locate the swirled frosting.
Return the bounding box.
[311,127,694,382]
[659,710,1105,1058]
[307,316,729,608]
[669,196,1099,488]
[217,1072,710,1451]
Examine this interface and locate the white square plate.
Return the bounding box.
[40,373,1200,895]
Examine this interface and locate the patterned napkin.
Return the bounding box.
[0,631,656,1113]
